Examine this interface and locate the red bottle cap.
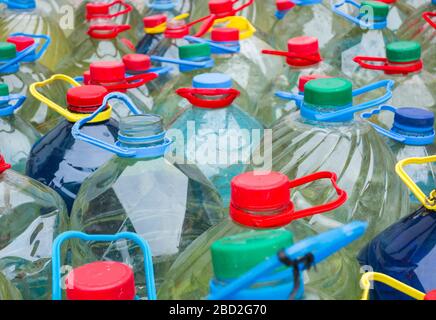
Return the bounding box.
[288,36,319,56]
[66,85,108,113]
[86,2,110,18]
[65,261,136,300]
[6,36,35,52]
[298,74,330,92]
[374,0,396,3]
[0,154,11,173]
[424,290,436,300]
[276,0,295,11]
[143,14,167,28]
[164,19,190,39]
[89,61,126,84]
[209,0,234,15]
[122,54,151,72]
[211,28,239,42]
[83,70,91,85]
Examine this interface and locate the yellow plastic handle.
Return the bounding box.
[29,74,112,123]
[144,13,190,34]
[395,156,436,210]
[360,272,426,300]
[211,16,256,40]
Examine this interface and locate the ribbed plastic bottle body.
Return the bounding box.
[70,156,224,295]
[0,169,69,300]
[26,118,119,213]
[0,114,40,174]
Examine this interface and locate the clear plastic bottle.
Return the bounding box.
[169,73,264,206]
[0,154,69,300]
[70,98,224,294]
[142,0,188,18]
[0,83,40,174]
[0,0,72,71]
[158,170,363,300]
[0,36,68,134]
[0,271,22,300]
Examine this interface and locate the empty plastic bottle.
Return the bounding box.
[361,105,436,210]
[0,83,40,174]
[158,170,367,300]
[26,77,119,213]
[353,41,436,110]
[358,155,436,300]
[0,34,68,134]
[248,77,409,251]
[69,94,224,293]
[169,73,264,206]
[0,154,69,300]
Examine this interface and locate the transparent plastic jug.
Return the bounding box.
[0,35,68,134]
[0,83,40,174]
[358,156,436,300]
[0,0,72,71]
[0,155,69,300]
[158,170,366,300]
[169,73,264,206]
[26,76,119,213]
[69,94,224,293]
[0,271,22,300]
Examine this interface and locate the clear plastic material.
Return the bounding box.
[0,168,69,300]
[0,271,22,300]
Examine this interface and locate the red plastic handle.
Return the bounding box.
[353,56,423,75]
[97,73,158,92]
[87,24,131,39]
[230,171,347,228]
[86,0,132,20]
[176,88,240,108]
[423,11,436,29]
[0,155,11,174]
[262,49,322,66]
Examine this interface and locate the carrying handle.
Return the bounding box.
[150,55,211,68]
[395,156,436,210]
[51,231,156,301]
[275,91,304,105]
[205,16,256,40]
[185,36,240,54]
[353,56,423,75]
[331,0,387,29]
[360,105,406,142]
[312,80,394,122]
[98,72,158,91]
[149,0,179,10]
[86,0,132,20]
[144,13,189,34]
[360,272,425,301]
[422,11,436,29]
[87,24,131,39]
[176,88,240,108]
[0,94,26,116]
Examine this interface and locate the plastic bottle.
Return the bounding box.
[69,94,224,294]
[0,271,22,300]
[0,154,69,300]
[358,156,436,300]
[143,0,188,19]
[26,76,119,213]
[169,73,264,206]
[248,77,409,252]
[353,41,436,110]
[0,0,72,71]
[361,105,436,210]
[158,170,366,300]
[0,83,40,174]
[0,35,68,134]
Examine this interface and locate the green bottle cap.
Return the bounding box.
[360,1,389,19]
[0,84,9,97]
[211,229,294,280]
[0,42,17,60]
[304,77,353,107]
[386,41,421,62]
[178,43,211,59]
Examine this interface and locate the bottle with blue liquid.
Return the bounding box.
[0,83,39,174]
[0,0,72,71]
[169,73,264,206]
[358,155,436,300]
[69,94,224,294]
[26,77,119,213]
[0,154,69,300]
[0,34,68,134]
[158,170,365,300]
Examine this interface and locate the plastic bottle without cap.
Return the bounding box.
[0,83,40,174]
[324,1,397,81]
[0,0,72,72]
[353,41,436,110]
[0,37,68,134]
[256,36,343,127]
[69,100,224,295]
[26,84,119,213]
[169,73,264,206]
[361,106,436,211]
[0,155,69,300]
[158,170,363,300]
[247,77,409,253]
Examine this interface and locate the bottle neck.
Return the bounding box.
[118,114,166,149]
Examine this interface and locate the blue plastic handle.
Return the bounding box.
[0,0,36,9]
[184,36,240,54]
[149,0,178,10]
[150,55,213,68]
[10,33,51,61]
[331,0,387,29]
[0,94,26,116]
[51,231,156,300]
[145,65,173,76]
[275,91,304,109]
[207,221,368,300]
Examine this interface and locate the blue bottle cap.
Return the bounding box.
[393,107,434,131]
[7,0,36,9]
[192,73,232,89]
